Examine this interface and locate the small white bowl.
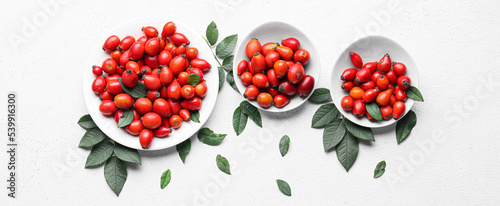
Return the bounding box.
[233,21,320,112]
[83,17,219,150]
[331,36,419,128]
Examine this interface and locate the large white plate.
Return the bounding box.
[83,17,218,150]
[233,21,320,112]
[331,35,419,128]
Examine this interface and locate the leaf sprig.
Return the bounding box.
[203,21,238,92]
[78,114,141,196]
[310,88,423,172]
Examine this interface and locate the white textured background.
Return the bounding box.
[1,0,500,205]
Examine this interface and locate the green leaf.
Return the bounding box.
[336,132,359,172]
[79,127,106,148]
[160,169,172,189]
[240,101,262,127]
[226,72,239,92]
[176,139,191,163]
[187,74,201,87]
[311,103,339,128]
[406,86,424,102]
[216,154,231,175]
[117,110,134,128]
[222,55,234,72]
[366,103,383,121]
[190,111,200,123]
[276,179,291,196]
[232,106,248,136]
[374,160,386,178]
[113,143,141,165]
[396,110,417,144]
[206,21,218,46]
[215,34,238,58]
[85,141,114,167]
[119,78,147,98]
[343,118,375,141]
[308,88,331,103]
[197,128,227,146]
[279,135,290,157]
[78,114,96,130]
[323,119,346,152]
[104,156,127,196]
[218,66,225,90]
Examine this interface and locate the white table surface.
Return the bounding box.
[1,0,500,205]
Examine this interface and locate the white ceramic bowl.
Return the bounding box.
[331,35,419,128]
[83,17,218,150]
[233,21,320,112]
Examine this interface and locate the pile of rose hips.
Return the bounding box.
[237,37,315,109]
[91,21,211,149]
[340,52,411,121]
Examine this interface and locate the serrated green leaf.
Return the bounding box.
[176,139,191,163]
[396,110,417,144]
[323,119,346,152]
[343,118,375,141]
[276,179,291,196]
[113,143,141,165]
[197,128,227,146]
[374,160,386,178]
[232,106,248,136]
[216,154,231,175]
[240,101,262,127]
[336,132,359,172]
[366,103,383,121]
[311,103,339,128]
[78,114,96,130]
[118,78,147,98]
[216,34,238,58]
[308,88,331,103]
[206,21,218,46]
[187,74,201,87]
[191,111,200,123]
[160,169,171,189]
[117,110,134,128]
[226,72,239,92]
[79,127,106,148]
[218,66,225,90]
[85,141,114,167]
[279,135,290,157]
[406,86,424,102]
[104,156,127,196]
[222,55,234,72]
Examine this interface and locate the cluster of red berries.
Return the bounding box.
[91,21,211,149]
[340,52,411,121]
[238,37,315,109]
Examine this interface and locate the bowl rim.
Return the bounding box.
[330,35,419,128]
[232,20,321,113]
[82,16,219,150]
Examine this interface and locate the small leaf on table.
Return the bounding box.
[276,179,292,196]
[216,154,231,175]
[374,160,386,178]
[197,128,227,146]
[176,139,191,163]
[396,110,417,144]
[279,135,290,157]
[160,169,172,189]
